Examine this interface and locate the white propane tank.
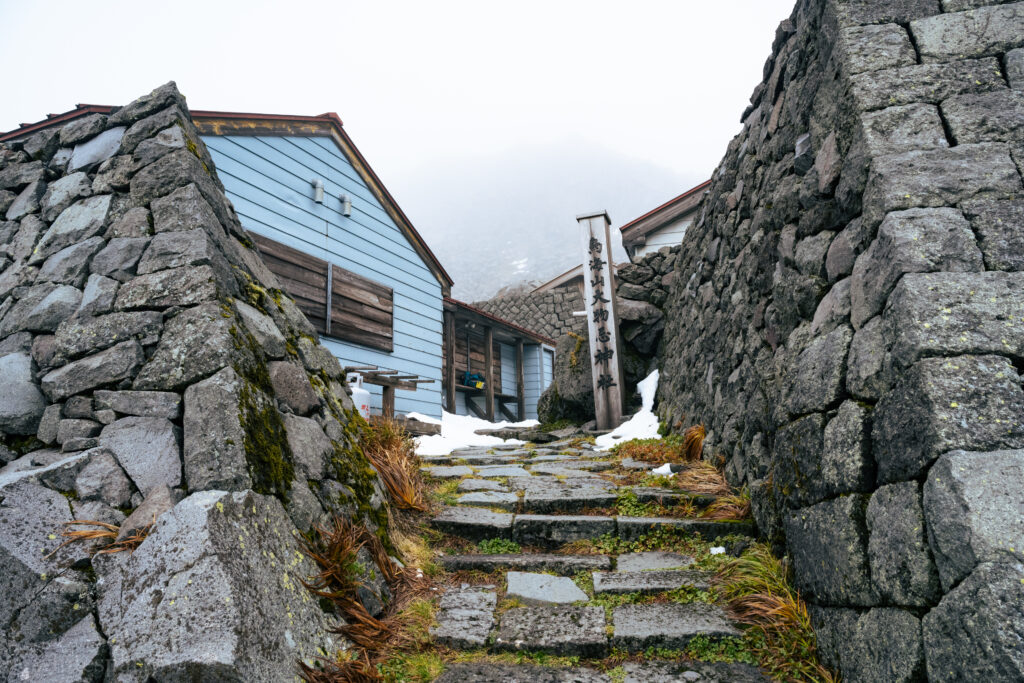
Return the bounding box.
[347,373,372,420]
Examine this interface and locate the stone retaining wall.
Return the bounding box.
[473,287,585,340]
[0,83,388,679]
[656,1,1024,680]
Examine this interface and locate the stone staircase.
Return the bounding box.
[422,440,770,682]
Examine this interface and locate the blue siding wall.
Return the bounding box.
[522,345,542,421]
[499,343,516,397]
[202,133,444,418]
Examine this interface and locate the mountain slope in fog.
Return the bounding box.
[390,140,702,300]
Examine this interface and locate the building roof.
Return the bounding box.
[531,261,627,295]
[618,180,711,249]
[1,104,455,294]
[444,297,555,346]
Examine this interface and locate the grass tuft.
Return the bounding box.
[682,424,706,462]
[700,490,751,521]
[362,417,428,512]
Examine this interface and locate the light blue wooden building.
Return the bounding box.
[5,103,556,422]
[193,110,454,419]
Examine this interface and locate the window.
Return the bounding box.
[252,233,394,352]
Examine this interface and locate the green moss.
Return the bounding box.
[229,321,295,503]
[477,538,521,554]
[1,434,43,456]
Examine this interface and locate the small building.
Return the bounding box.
[443,298,555,421]
[619,180,710,260]
[3,105,454,419]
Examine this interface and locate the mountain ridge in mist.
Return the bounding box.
[389,139,704,301]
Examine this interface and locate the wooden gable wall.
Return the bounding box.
[201,133,443,418]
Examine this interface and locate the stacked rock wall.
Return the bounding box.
[473,287,584,340]
[657,1,1024,680]
[0,84,390,680]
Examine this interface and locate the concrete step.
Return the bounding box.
[616,516,757,541]
[439,552,611,575]
[505,571,589,605]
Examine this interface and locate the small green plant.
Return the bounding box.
[685,634,758,664]
[476,538,521,554]
[615,491,656,517]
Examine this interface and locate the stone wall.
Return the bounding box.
[473,287,584,340]
[656,1,1024,680]
[0,84,390,680]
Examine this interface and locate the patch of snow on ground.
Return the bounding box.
[594,369,661,451]
[410,411,539,456]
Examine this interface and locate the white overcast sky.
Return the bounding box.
[0,0,795,187]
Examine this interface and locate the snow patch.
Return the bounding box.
[411,411,539,456]
[594,369,661,451]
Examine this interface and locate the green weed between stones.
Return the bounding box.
[476,538,521,554]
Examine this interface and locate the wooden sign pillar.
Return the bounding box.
[577,210,625,429]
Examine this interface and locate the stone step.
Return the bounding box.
[592,569,711,595]
[615,551,694,571]
[432,507,513,541]
[505,571,589,605]
[631,486,716,509]
[428,584,496,649]
[493,606,608,658]
[616,516,757,541]
[455,491,519,510]
[513,514,616,547]
[611,603,741,652]
[439,552,611,575]
[431,509,756,546]
[433,660,770,683]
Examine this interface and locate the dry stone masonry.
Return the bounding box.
[656,1,1024,681]
[474,287,584,340]
[0,83,391,680]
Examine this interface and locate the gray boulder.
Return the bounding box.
[67,126,125,172]
[5,614,106,683]
[785,325,851,415]
[282,413,331,480]
[923,449,1024,590]
[54,311,162,361]
[867,481,941,606]
[77,274,118,318]
[40,171,92,222]
[90,236,150,282]
[234,300,287,359]
[268,361,319,415]
[0,352,45,435]
[5,180,46,221]
[93,389,181,419]
[32,194,111,263]
[95,489,340,680]
[183,366,254,492]
[36,236,106,288]
[784,494,877,606]
[960,198,1024,271]
[116,484,175,542]
[74,447,135,508]
[873,355,1024,483]
[850,207,983,328]
[133,303,237,391]
[40,340,143,402]
[114,264,221,310]
[99,417,181,495]
[922,561,1024,682]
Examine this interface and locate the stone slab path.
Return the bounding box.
[424,439,769,681]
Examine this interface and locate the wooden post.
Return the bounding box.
[443,309,456,413]
[382,385,395,419]
[484,325,495,421]
[515,338,525,421]
[578,210,625,429]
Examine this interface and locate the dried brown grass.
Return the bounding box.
[700,492,751,521]
[362,416,428,512]
[716,545,837,682]
[682,423,706,462]
[297,515,436,682]
[672,460,731,496]
[48,520,153,558]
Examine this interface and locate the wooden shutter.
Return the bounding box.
[252,233,394,352]
[329,264,394,352]
[252,233,328,334]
